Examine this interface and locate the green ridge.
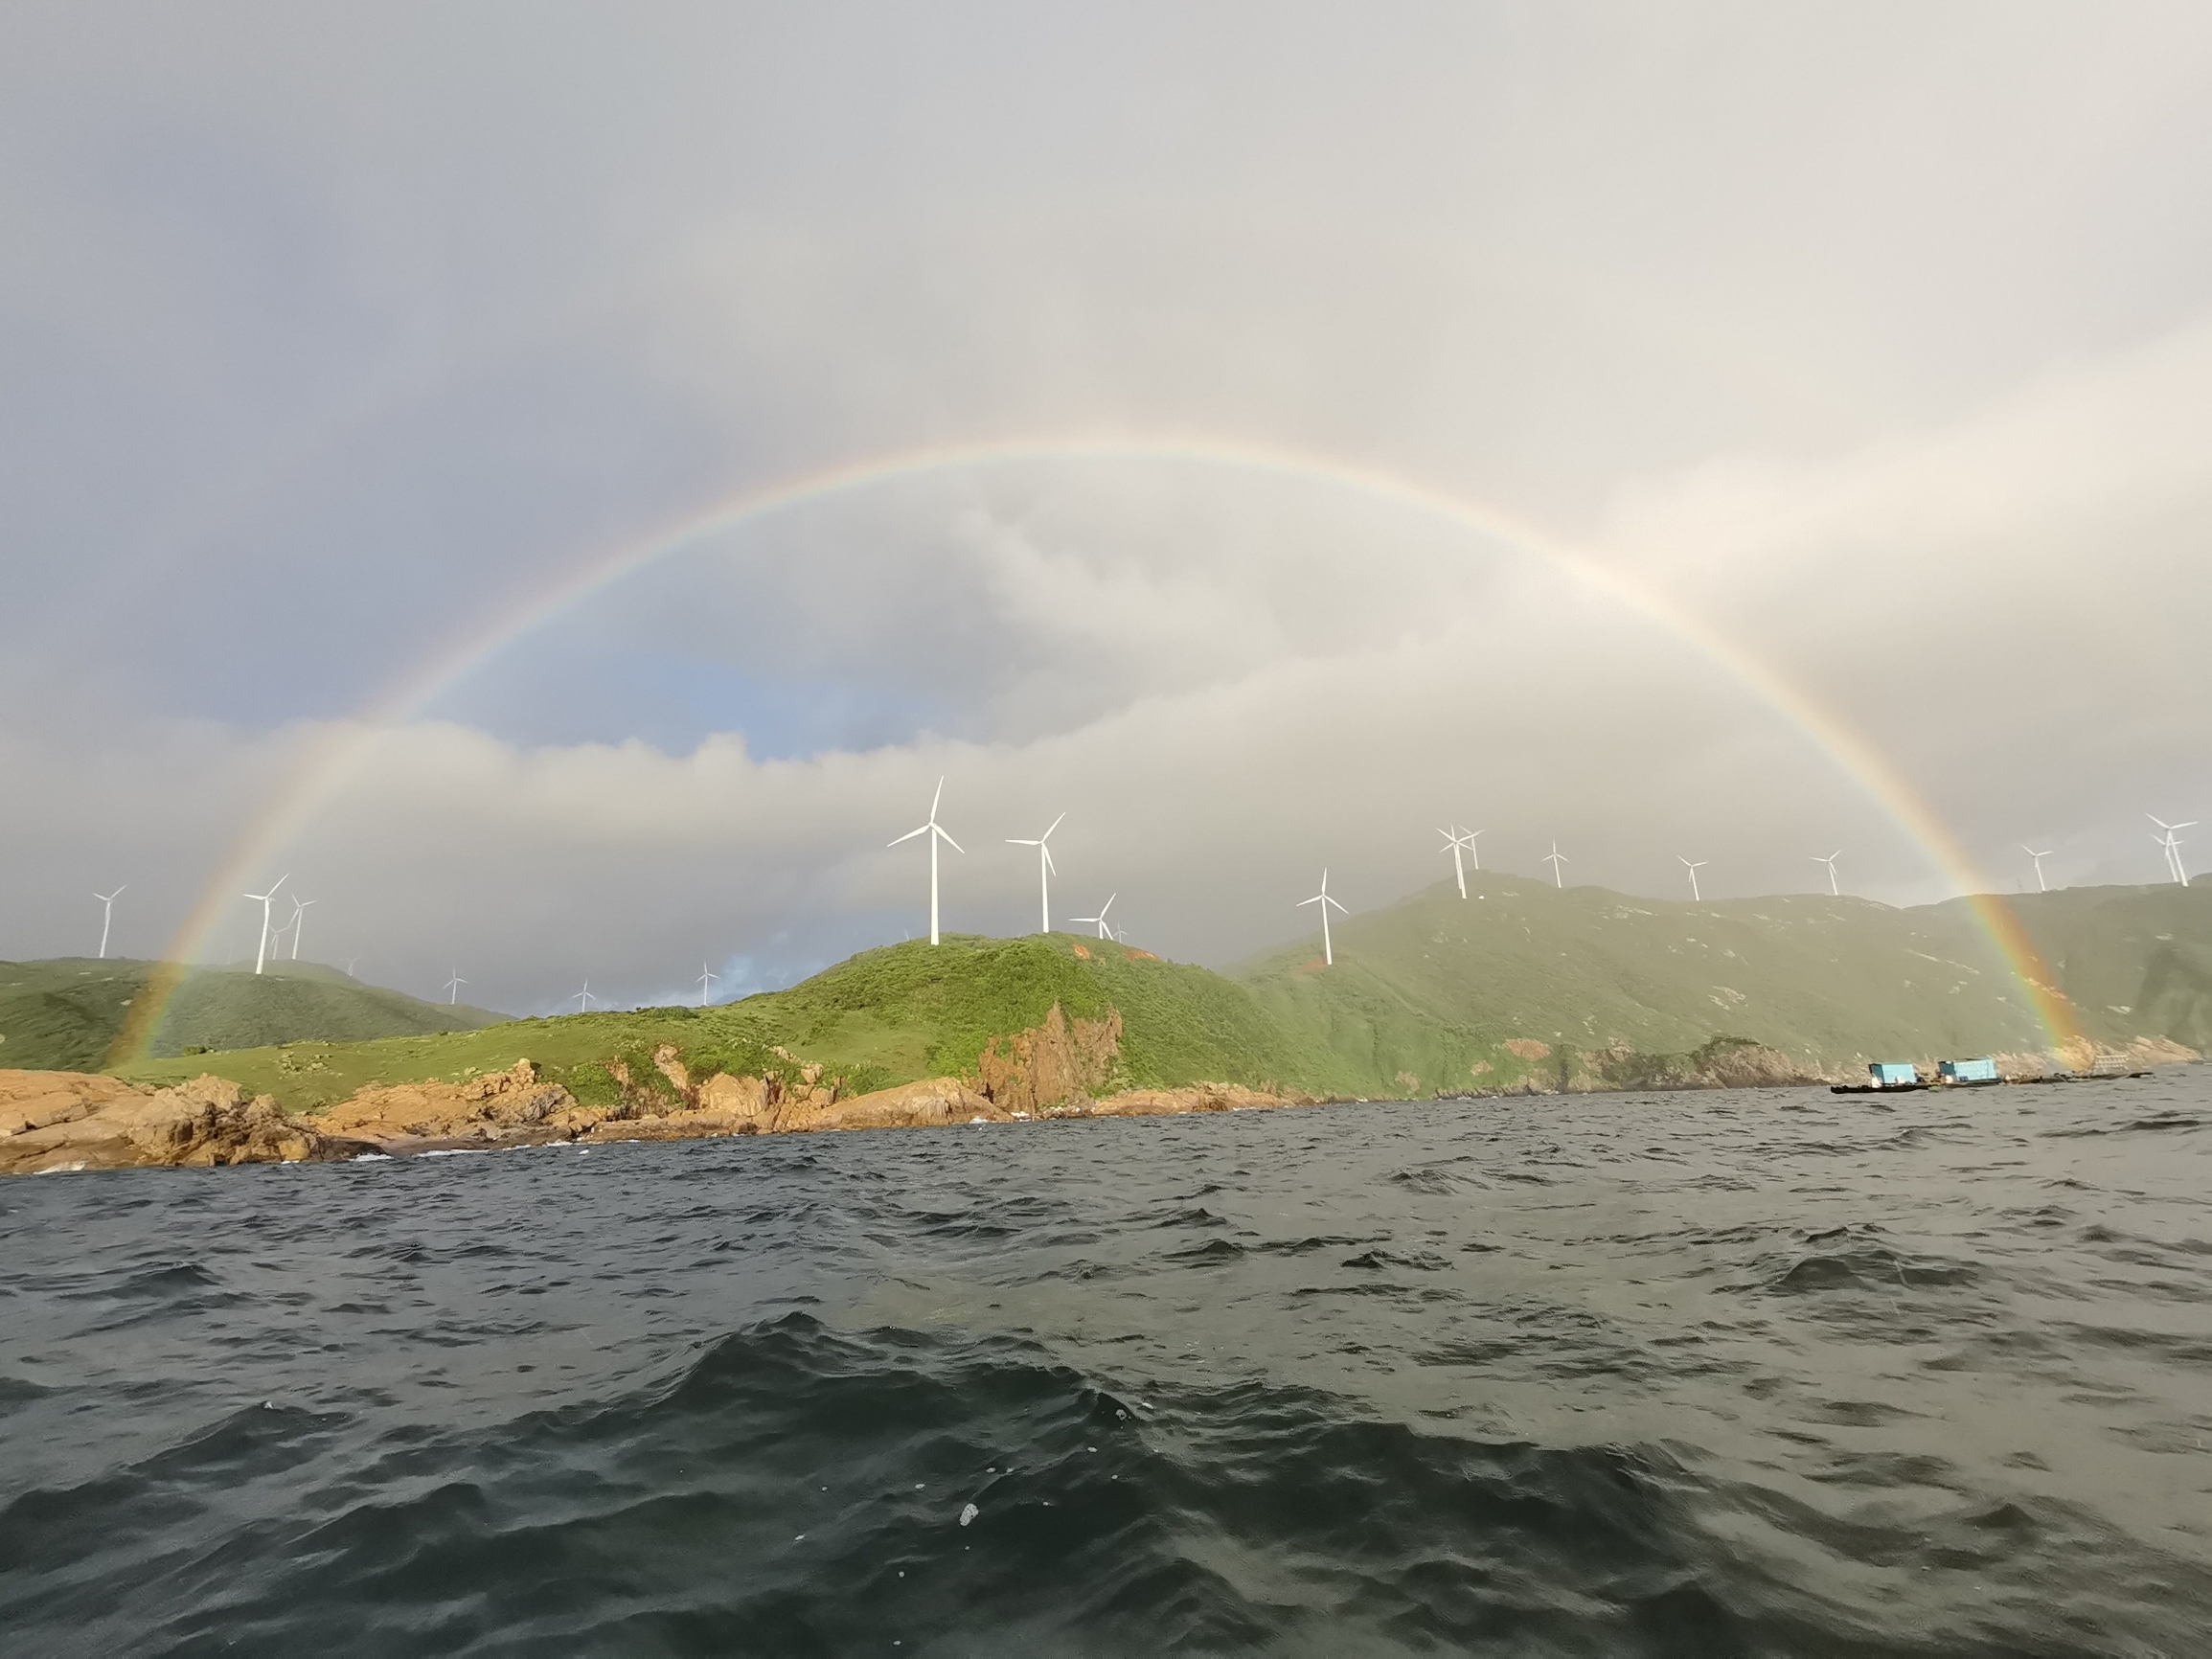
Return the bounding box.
[0,959,502,1072]
[36,879,2212,1111]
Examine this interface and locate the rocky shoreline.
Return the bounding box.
[0,1061,1313,1176]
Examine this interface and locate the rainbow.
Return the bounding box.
[109,433,2081,1063]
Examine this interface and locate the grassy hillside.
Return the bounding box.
[84,881,2212,1112]
[1234,876,2212,1093]
[0,959,503,1072]
[118,934,1340,1110]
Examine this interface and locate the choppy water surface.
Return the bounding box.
[4,1075,2210,1655]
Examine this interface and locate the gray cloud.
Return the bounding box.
[3,4,2207,1010]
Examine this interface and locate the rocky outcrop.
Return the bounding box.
[1080,1082,1310,1117]
[315,1058,585,1145]
[0,1070,370,1173]
[976,1004,1121,1112]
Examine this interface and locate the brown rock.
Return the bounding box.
[652,1044,691,1094]
[697,1071,770,1124]
[0,1071,363,1174]
[976,1004,1121,1112]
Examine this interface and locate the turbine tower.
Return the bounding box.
[889,777,964,946]
[2149,815,2195,885]
[1070,893,1117,940]
[242,875,289,975]
[1542,842,1567,889]
[1679,857,1707,902]
[1813,851,1841,897]
[697,963,718,1008]
[288,896,317,961]
[1006,812,1065,933]
[93,886,125,960]
[1297,869,1349,966]
[1438,826,1476,898]
[2021,845,2052,893]
[444,969,467,1006]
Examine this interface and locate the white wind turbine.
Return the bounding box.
[1679,857,1707,902]
[697,963,718,1008]
[573,980,596,1012]
[1070,893,1117,940]
[2149,814,2195,885]
[1438,827,1477,898]
[2021,845,2053,893]
[889,778,963,946]
[1542,841,1568,889]
[242,875,289,975]
[1297,869,1349,966]
[1006,812,1065,933]
[93,886,125,959]
[287,896,317,961]
[444,969,467,1006]
[1813,851,1841,897]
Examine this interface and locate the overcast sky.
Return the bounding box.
[3,3,2208,1012]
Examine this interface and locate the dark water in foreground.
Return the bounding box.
[4,1078,2210,1656]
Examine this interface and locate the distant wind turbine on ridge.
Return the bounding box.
[2021,845,2052,893]
[697,963,718,1008]
[1542,842,1567,889]
[1678,857,1707,902]
[1813,851,1841,897]
[2149,815,2195,885]
[1070,893,1117,940]
[242,875,289,975]
[445,969,467,1006]
[93,886,125,959]
[287,897,317,961]
[1006,812,1065,933]
[1297,869,1348,966]
[889,777,963,946]
[1438,827,1477,898]
[573,980,596,1012]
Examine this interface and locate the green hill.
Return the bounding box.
[117,934,1339,1110]
[0,959,504,1072]
[87,881,2212,1112]
[1234,875,2212,1093]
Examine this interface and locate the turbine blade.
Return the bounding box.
[1043,812,1065,838]
[936,828,965,853]
[1042,845,1056,874]
[889,825,929,845]
[930,777,944,819]
[1007,837,1038,846]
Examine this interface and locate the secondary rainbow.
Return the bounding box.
[112,433,2081,1062]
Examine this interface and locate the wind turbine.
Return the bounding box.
[343,956,360,978]
[93,886,125,959]
[2149,815,2195,885]
[889,777,963,946]
[1542,842,1567,889]
[2021,845,2052,893]
[242,875,289,974]
[1070,893,1117,940]
[1298,870,1349,966]
[1006,812,1065,933]
[444,969,467,1006]
[697,962,718,1008]
[1679,857,1707,902]
[1813,851,1841,897]
[1438,827,1476,898]
[573,980,596,1012]
[287,897,317,961]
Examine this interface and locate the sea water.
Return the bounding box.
[3,1073,2207,1654]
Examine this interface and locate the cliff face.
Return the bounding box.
[975,1004,1121,1111]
